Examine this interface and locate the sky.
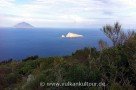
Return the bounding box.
[0,0,136,28]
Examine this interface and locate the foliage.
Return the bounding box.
[0,23,136,90]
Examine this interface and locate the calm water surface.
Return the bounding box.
[0,28,112,60]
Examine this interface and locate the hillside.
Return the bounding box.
[0,22,136,90]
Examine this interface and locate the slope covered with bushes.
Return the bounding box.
[0,23,136,90]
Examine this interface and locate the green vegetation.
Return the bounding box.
[0,22,136,90]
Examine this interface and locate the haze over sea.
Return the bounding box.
[0,28,112,60]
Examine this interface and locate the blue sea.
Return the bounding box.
[0,28,112,60]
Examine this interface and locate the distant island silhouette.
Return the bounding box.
[14,22,34,28]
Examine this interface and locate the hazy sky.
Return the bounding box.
[0,0,136,28]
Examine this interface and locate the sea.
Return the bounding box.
[0,28,112,60]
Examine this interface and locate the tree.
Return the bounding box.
[102,22,126,46]
[99,39,108,51]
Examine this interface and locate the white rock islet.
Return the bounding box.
[61,32,83,38]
